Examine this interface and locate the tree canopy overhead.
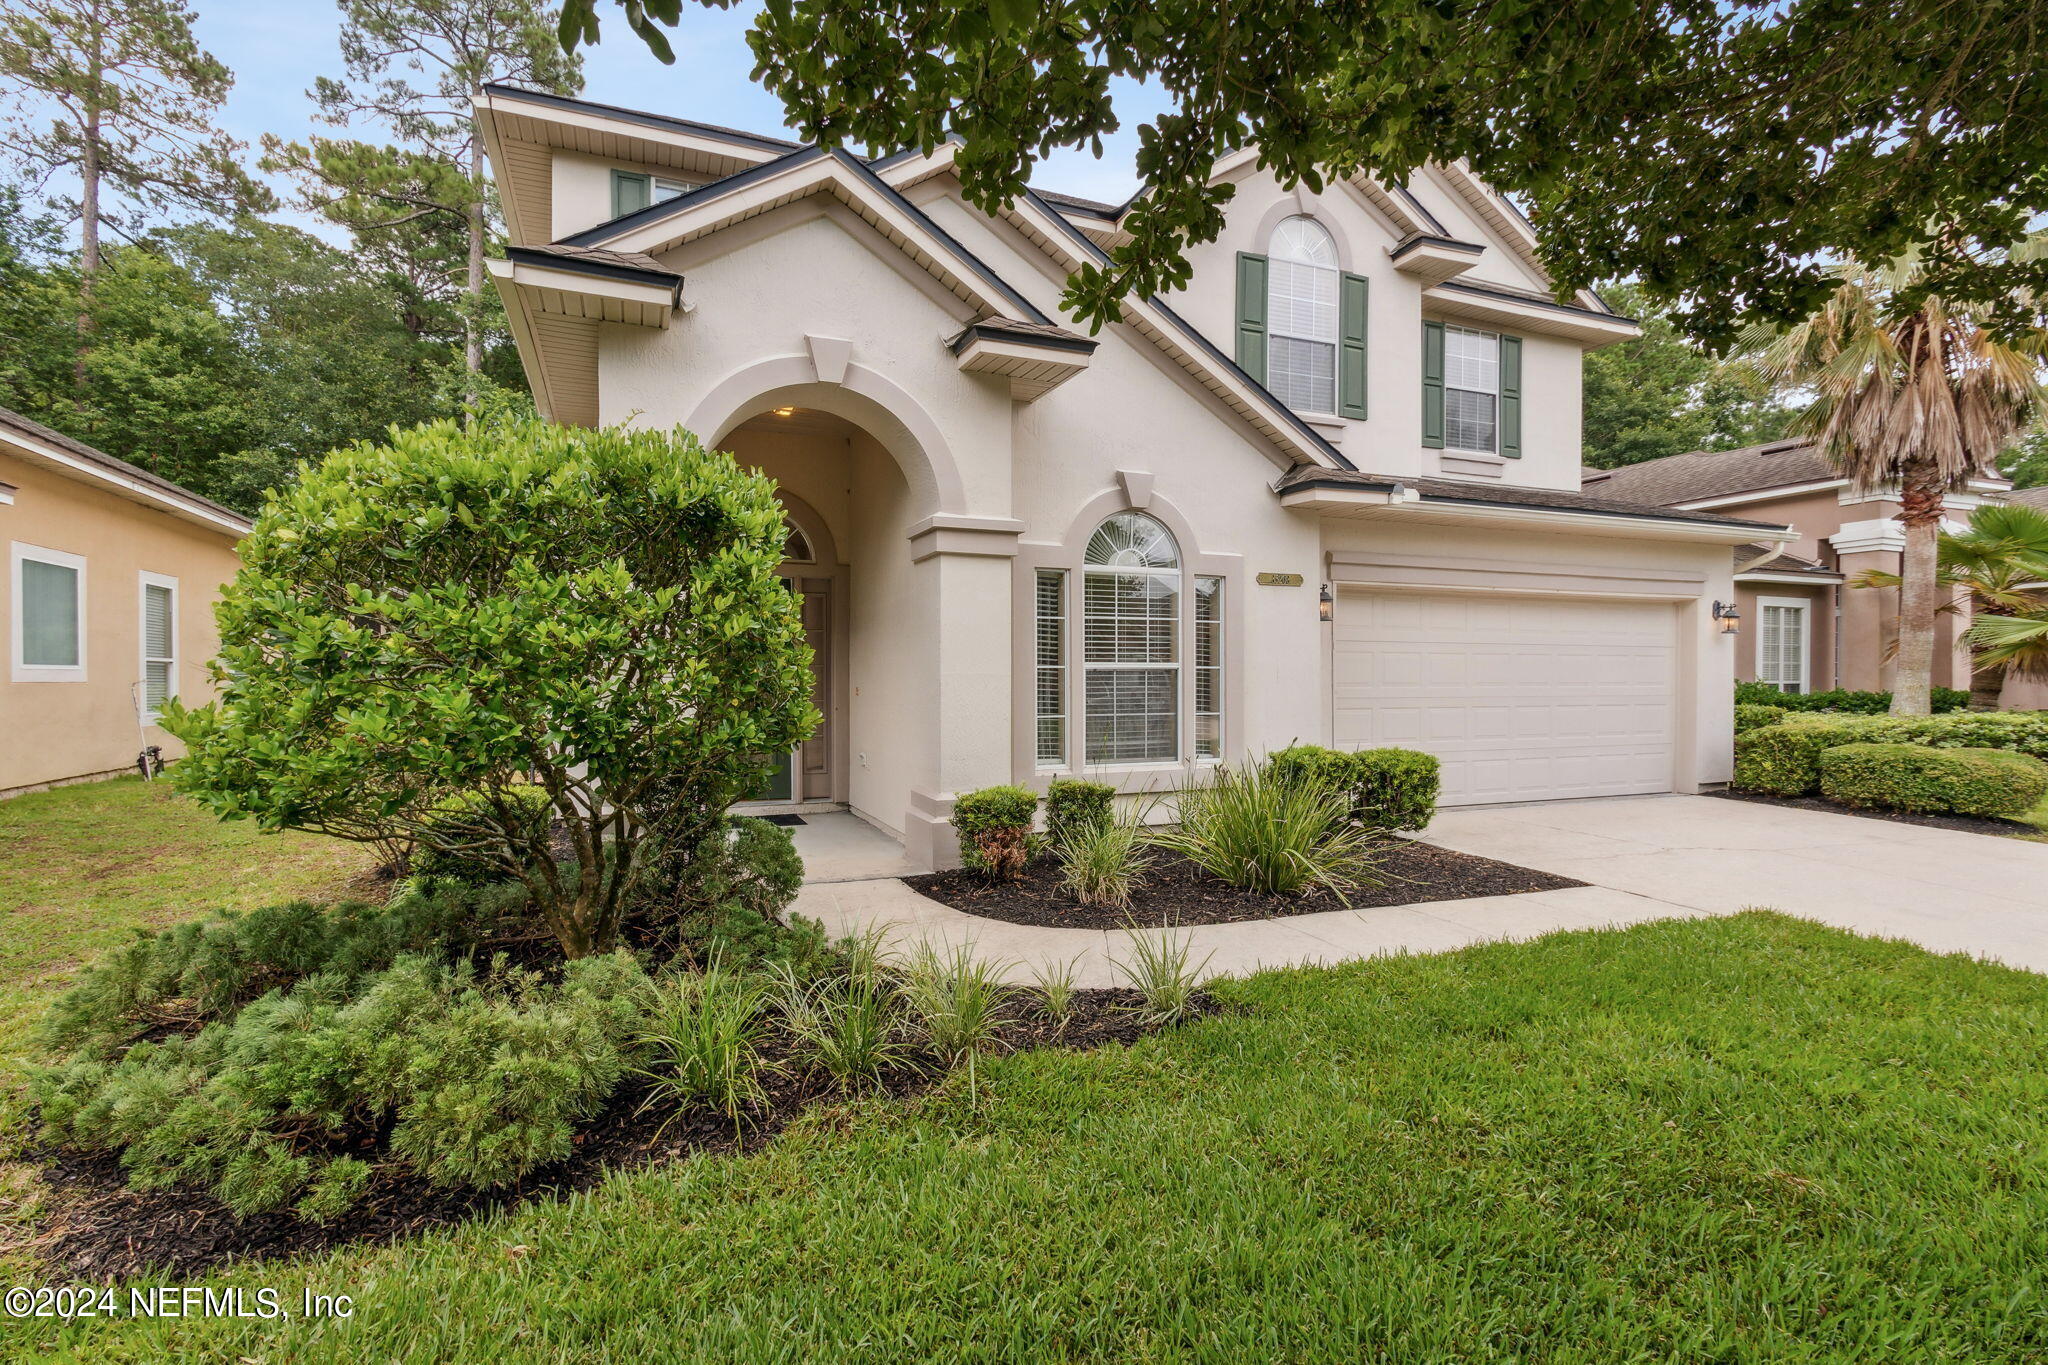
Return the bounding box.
[559,0,2047,346]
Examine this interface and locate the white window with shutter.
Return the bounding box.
[1266,217,1340,415]
[1443,326,1501,452]
[139,572,178,721]
[1756,597,1809,694]
[11,542,86,682]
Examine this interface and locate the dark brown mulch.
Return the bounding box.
[1709,788,2044,839]
[904,839,1586,930]
[28,988,1212,1284]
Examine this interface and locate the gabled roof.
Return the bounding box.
[1582,440,1838,507]
[0,406,250,536]
[2001,486,2048,509]
[1276,465,1790,531]
[1735,544,1843,581]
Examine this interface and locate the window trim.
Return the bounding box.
[1755,595,1810,695]
[1265,216,1341,418]
[1081,515,1185,767]
[11,541,86,683]
[139,570,179,723]
[1034,568,1068,768]
[1013,490,1246,787]
[1442,324,1502,455]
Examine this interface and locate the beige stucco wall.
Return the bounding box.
[1734,581,1835,691]
[1,450,240,795]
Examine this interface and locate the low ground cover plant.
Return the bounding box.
[1818,742,2048,818]
[1733,711,2048,797]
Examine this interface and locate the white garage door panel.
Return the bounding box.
[1334,590,1677,805]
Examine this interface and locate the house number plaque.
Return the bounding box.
[1255,572,1304,587]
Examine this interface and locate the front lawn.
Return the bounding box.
[0,778,372,1057]
[30,911,2048,1363]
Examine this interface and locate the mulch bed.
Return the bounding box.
[904,839,1586,930]
[26,989,1213,1283]
[1709,788,2044,840]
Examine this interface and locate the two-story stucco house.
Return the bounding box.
[477,84,1794,868]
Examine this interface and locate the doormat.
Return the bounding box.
[761,814,807,827]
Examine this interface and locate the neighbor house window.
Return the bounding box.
[1757,597,1809,695]
[11,542,85,682]
[140,572,177,721]
[610,170,691,218]
[1443,325,1501,452]
[1083,512,1182,764]
[1266,217,1339,415]
[1035,569,1067,765]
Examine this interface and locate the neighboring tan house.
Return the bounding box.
[1,407,249,798]
[1582,440,2039,705]
[476,84,1794,867]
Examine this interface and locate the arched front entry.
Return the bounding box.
[744,488,846,806]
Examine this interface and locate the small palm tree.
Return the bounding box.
[1751,245,2047,716]
[1853,501,2048,708]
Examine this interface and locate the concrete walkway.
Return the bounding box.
[790,795,2048,987]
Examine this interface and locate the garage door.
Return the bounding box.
[1332,589,1678,805]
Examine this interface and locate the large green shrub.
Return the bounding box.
[1818,743,2048,818]
[413,787,555,885]
[952,785,1040,879]
[1735,703,1787,734]
[1044,777,1115,849]
[1268,744,1440,831]
[1733,711,2048,795]
[33,951,650,1217]
[163,417,818,959]
[1733,680,1970,713]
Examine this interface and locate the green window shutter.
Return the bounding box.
[1235,252,1268,385]
[611,171,650,219]
[1338,272,1369,419]
[1421,320,1446,448]
[1499,334,1523,458]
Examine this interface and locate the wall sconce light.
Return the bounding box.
[1712,600,1742,636]
[1319,583,1334,624]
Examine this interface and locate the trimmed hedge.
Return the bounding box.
[1045,778,1115,849]
[952,785,1040,879]
[1733,680,1970,714]
[1735,703,1787,734]
[1268,745,1441,832]
[1732,711,2048,796]
[1818,743,2048,819]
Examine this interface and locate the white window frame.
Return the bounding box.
[1756,595,1810,695]
[1443,325,1501,455]
[139,571,179,723]
[11,541,86,683]
[1266,216,1341,417]
[1034,568,1068,769]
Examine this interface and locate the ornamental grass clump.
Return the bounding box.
[1057,811,1152,910]
[1029,955,1082,1026]
[899,941,1015,1091]
[1114,927,1211,1024]
[1153,763,1379,899]
[771,963,906,1090]
[633,960,774,1132]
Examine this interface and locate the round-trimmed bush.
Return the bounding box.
[952,785,1040,879]
[1818,743,2048,818]
[1735,703,1787,734]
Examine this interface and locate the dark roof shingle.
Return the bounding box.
[1580,440,1834,506]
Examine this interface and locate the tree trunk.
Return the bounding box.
[75,115,102,389]
[1969,660,2007,711]
[464,170,485,406]
[1890,470,1943,717]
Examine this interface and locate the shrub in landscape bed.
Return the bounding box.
[633,961,773,1131]
[952,785,1040,880]
[163,417,818,960]
[32,951,651,1217]
[1733,680,1969,713]
[1818,743,2048,818]
[631,814,814,967]
[1153,763,1379,898]
[36,881,519,1060]
[1269,744,1439,830]
[771,965,905,1090]
[1114,928,1211,1024]
[1735,703,1788,734]
[899,941,1015,1090]
[1044,777,1115,849]
[1734,711,2048,795]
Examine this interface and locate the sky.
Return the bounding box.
[188,0,1172,216]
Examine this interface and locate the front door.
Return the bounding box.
[744,574,831,805]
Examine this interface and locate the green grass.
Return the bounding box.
[22,912,2048,1363]
[0,777,370,1058]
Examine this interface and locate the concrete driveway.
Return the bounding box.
[793,794,2048,986]
[1424,793,2048,971]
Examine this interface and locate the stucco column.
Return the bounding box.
[1828,525,1904,692]
[900,517,1024,869]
